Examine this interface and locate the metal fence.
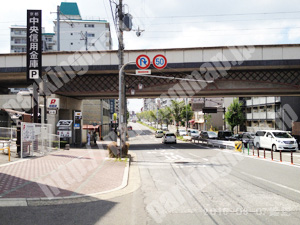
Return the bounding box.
[21,122,59,158]
[0,127,17,153]
[50,134,60,150]
[0,127,17,141]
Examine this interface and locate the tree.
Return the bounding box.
[171,100,184,134]
[225,98,244,132]
[204,114,212,130]
[149,110,157,124]
[159,107,172,129]
[180,103,193,128]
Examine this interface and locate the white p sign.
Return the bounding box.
[29,70,39,79]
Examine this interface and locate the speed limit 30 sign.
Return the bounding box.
[153,54,167,69]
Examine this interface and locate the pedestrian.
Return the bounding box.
[93,131,97,144]
[87,132,91,146]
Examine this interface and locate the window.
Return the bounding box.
[85,24,94,28]
[87,33,95,37]
[70,33,73,35]
[70,42,73,45]
[256,131,266,136]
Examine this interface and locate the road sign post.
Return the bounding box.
[27,10,42,123]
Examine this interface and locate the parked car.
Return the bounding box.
[200,131,218,139]
[162,132,177,144]
[178,129,187,136]
[218,131,233,140]
[155,130,164,138]
[254,130,298,151]
[127,126,133,131]
[162,124,168,131]
[242,132,255,147]
[231,133,243,141]
[188,129,200,139]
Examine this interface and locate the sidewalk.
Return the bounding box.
[0,145,129,205]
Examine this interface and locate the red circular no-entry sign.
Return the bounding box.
[153,54,167,69]
[136,54,151,69]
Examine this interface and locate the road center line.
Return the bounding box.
[240,171,300,194]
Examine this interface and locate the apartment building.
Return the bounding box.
[244,97,300,132]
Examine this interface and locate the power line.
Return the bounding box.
[135,10,300,19]
[140,26,300,33]
[141,16,300,26]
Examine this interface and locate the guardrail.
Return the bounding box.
[192,137,235,149]
[191,137,298,165]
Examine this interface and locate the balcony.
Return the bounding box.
[11,41,26,46]
[253,112,260,120]
[246,113,252,119]
[267,111,276,119]
[253,98,260,105]
[11,32,26,37]
[266,97,280,104]
[246,99,252,106]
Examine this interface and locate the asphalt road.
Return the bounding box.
[1,122,300,225]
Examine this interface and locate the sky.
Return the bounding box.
[1,0,300,112]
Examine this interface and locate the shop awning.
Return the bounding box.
[189,120,195,124]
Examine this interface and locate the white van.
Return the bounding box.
[254,130,298,151]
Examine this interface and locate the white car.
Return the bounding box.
[178,129,187,136]
[162,125,168,131]
[254,130,298,151]
[162,132,177,144]
[188,129,200,139]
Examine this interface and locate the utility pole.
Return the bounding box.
[85,31,88,51]
[186,98,188,131]
[118,0,125,158]
[57,5,60,51]
[51,6,60,51]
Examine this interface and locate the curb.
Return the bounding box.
[0,156,131,207]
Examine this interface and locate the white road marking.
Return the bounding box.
[211,148,300,168]
[241,171,300,195]
[202,158,209,161]
[188,153,199,158]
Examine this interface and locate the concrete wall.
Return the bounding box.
[2,44,300,68]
